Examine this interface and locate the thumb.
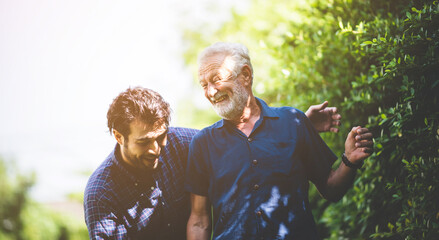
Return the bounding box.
[346,126,360,153]
[313,101,328,112]
[348,126,360,140]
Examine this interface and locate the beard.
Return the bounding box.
[121,144,159,171]
[212,83,249,120]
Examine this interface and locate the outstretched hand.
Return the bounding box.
[345,126,374,164]
[305,101,341,133]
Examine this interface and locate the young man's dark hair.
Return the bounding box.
[106,87,171,138]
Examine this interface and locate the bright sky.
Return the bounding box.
[0,0,248,202]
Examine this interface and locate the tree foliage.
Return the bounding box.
[183,0,439,238]
[0,157,88,240]
[0,157,35,240]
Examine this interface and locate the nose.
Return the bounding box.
[149,140,161,156]
[206,83,218,99]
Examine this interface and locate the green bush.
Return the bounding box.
[0,157,88,240]
[0,158,35,240]
[183,0,439,238]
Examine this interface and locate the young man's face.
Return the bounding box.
[115,119,167,171]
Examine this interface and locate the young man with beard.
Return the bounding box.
[84,87,198,239]
[185,42,374,239]
[84,86,341,239]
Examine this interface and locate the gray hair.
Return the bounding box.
[198,42,253,78]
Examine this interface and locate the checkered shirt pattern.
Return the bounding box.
[84,127,198,240]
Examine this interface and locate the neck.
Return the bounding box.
[229,96,260,136]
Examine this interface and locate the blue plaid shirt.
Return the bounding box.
[84,127,198,240]
[185,98,336,240]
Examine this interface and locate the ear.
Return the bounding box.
[113,129,125,146]
[240,65,253,86]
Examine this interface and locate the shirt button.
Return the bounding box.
[167,223,171,227]
[256,211,262,217]
[247,137,253,142]
[253,184,259,190]
[151,186,155,190]
[134,182,138,187]
[252,159,258,165]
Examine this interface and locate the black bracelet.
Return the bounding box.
[341,153,363,169]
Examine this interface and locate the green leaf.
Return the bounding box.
[361,41,373,46]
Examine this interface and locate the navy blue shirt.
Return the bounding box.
[185,98,337,240]
[84,127,198,240]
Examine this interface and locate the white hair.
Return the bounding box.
[198,42,253,78]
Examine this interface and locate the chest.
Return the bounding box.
[114,160,189,236]
[206,123,305,186]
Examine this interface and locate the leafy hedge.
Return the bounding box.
[183,0,439,238]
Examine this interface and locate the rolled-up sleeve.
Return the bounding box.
[84,194,127,240]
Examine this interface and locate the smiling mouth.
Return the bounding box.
[213,95,227,104]
[143,157,159,166]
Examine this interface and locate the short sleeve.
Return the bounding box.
[298,112,337,188]
[184,133,210,196]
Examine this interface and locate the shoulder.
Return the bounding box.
[168,127,199,142]
[273,106,307,122]
[191,120,222,143]
[84,154,118,204]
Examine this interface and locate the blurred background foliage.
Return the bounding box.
[0,157,88,240]
[183,0,439,239]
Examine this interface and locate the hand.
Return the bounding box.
[305,101,341,133]
[345,126,374,164]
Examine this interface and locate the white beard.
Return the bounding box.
[212,83,249,120]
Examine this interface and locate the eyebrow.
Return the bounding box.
[136,130,168,141]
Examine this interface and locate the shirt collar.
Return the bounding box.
[257,97,279,119]
[214,97,279,129]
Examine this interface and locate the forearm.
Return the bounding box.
[187,194,211,240]
[85,199,126,240]
[323,162,357,202]
[320,126,373,201]
[187,214,211,240]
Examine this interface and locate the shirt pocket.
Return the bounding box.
[256,138,298,175]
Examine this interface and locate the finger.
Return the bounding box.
[355,140,374,148]
[326,106,338,115]
[332,120,341,126]
[331,113,342,120]
[329,127,339,133]
[362,147,374,154]
[356,127,369,134]
[355,132,373,141]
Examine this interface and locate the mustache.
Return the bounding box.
[210,92,227,102]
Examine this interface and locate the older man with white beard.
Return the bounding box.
[185,42,374,240]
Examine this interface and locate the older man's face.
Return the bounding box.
[198,54,249,120]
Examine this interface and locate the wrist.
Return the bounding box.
[342,153,363,169]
